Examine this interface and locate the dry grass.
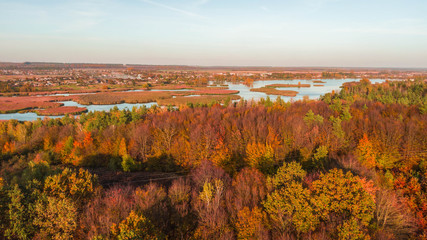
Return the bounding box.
[193,86,229,90]
[265,83,310,88]
[313,80,326,83]
[250,87,298,97]
[194,89,239,95]
[0,96,67,113]
[36,106,88,116]
[150,85,191,90]
[313,84,325,87]
[157,95,240,106]
[75,91,180,105]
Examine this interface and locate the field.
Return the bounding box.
[75,91,177,105]
[0,95,74,113]
[149,85,192,90]
[194,89,239,95]
[156,95,240,106]
[265,83,311,88]
[75,89,239,105]
[35,106,88,116]
[250,87,298,97]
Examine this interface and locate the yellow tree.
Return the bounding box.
[110,211,160,240]
[245,142,275,174]
[118,137,128,157]
[236,207,268,240]
[34,196,78,240]
[43,168,98,206]
[311,169,375,239]
[356,134,376,168]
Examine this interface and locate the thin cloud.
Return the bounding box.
[140,0,207,19]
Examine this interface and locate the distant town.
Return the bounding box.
[1,62,426,94]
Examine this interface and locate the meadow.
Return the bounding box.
[250,87,299,97]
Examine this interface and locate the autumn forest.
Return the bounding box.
[0,79,426,240]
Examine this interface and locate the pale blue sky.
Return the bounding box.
[0,0,426,67]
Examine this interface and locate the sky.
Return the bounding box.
[0,0,426,68]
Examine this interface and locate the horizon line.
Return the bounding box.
[0,61,427,71]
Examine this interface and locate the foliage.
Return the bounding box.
[236,207,268,240]
[121,154,140,172]
[267,161,306,189]
[264,181,318,234]
[34,196,78,240]
[303,109,324,127]
[110,211,159,240]
[43,168,98,205]
[0,79,426,239]
[245,142,276,175]
[5,185,34,240]
[311,169,375,238]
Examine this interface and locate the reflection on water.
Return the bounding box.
[61,101,157,112]
[226,78,386,101]
[0,79,387,121]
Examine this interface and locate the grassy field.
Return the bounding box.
[157,95,241,106]
[75,91,180,105]
[36,106,88,116]
[250,87,298,97]
[0,96,71,113]
[265,83,310,88]
[194,89,239,95]
[150,85,191,90]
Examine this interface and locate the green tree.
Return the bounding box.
[312,145,328,170]
[341,105,352,121]
[264,181,319,234]
[5,185,34,240]
[303,110,324,127]
[330,116,345,140]
[263,162,318,235]
[0,178,8,236]
[121,154,139,172]
[267,161,306,189]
